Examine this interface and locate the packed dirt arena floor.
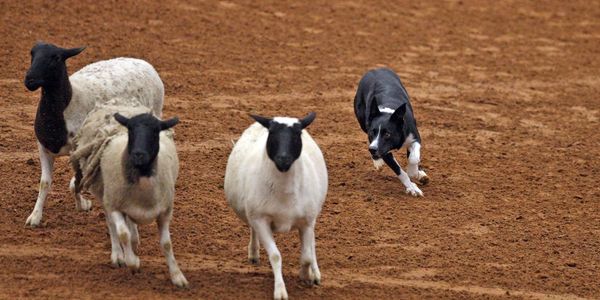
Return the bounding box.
[1,0,600,299]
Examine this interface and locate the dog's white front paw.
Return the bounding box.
[405,183,424,197]
[373,159,384,170]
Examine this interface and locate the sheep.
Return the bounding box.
[70,99,187,287]
[23,42,164,227]
[224,112,328,300]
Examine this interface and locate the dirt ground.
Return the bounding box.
[1,0,600,299]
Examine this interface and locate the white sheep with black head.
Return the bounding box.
[224,112,327,300]
[70,102,186,288]
[23,42,164,227]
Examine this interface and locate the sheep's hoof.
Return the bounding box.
[126,256,140,273]
[273,284,288,300]
[300,266,321,286]
[79,198,93,211]
[171,272,189,288]
[248,257,260,265]
[25,211,42,227]
[111,260,126,268]
[111,256,126,268]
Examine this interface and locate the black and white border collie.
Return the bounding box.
[354,68,429,197]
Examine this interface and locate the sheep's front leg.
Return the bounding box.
[406,142,429,185]
[382,152,423,197]
[248,227,260,264]
[26,143,55,227]
[157,212,188,288]
[251,219,288,300]
[105,212,125,267]
[111,211,139,271]
[299,225,321,286]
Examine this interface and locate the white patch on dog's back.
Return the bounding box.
[378,106,395,114]
[273,117,300,127]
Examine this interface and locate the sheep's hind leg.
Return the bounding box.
[69,177,92,211]
[26,143,55,227]
[248,227,260,265]
[126,216,139,254]
[299,225,321,286]
[112,211,139,272]
[157,212,188,288]
[106,212,125,267]
[251,219,288,300]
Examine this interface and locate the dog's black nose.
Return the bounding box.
[369,148,378,155]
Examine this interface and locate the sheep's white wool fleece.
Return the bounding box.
[70,97,172,191]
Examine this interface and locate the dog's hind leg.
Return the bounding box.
[407,142,429,185]
[382,153,423,197]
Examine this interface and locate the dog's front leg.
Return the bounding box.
[382,153,423,197]
[407,142,429,185]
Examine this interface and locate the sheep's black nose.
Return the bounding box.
[131,151,148,166]
[273,155,294,172]
[24,76,43,91]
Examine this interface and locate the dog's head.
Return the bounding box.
[366,103,406,159]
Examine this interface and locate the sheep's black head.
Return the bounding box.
[114,113,179,177]
[24,42,85,91]
[251,112,316,173]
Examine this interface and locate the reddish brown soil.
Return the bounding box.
[1,0,600,299]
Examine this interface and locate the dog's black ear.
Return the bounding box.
[390,103,406,124]
[367,101,380,124]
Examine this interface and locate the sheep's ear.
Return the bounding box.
[114,113,129,127]
[160,117,179,131]
[62,46,86,59]
[390,103,406,124]
[300,112,316,129]
[250,114,272,128]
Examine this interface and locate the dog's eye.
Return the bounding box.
[384,132,391,139]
